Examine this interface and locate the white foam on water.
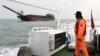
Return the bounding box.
[0,47,19,56]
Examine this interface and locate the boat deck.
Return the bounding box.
[52,47,100,56]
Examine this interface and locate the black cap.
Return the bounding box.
[75,11,82,15]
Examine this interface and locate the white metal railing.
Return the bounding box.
[60,23,100,50]
[59,23,75,43]
[59,23,74,33]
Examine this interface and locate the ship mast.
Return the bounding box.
[9,0,60,29]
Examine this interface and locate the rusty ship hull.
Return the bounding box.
[17,14,55,21]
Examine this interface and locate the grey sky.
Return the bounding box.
[0,0,100,19]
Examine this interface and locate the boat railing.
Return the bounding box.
[60,22,100,50]
[59,23,74,32]
[59,23,97,42]
[59,23,75,43]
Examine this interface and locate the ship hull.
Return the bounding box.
[17,15,55,21]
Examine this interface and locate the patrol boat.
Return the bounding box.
[16,19,100,56]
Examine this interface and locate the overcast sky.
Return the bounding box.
[0,0,100,20]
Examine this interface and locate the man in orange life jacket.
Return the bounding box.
[74,11,89,56]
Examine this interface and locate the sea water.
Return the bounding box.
[0,19,74,56]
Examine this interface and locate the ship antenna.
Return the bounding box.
[9,0,60,29]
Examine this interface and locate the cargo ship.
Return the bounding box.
[3,5,55,21]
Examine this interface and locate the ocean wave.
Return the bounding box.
[0,47,19,56]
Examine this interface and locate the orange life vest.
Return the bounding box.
[75,19,86,36]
